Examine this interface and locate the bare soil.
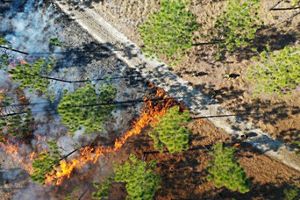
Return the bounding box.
[118,118,300,200]
[93,0,300,150]
[59,118,300,199]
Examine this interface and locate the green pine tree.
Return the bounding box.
[247,45,300,96]
[0,95,34,139]
[0,37,7,45]
[31,141,61,184]
[9,58,54,95]
[139,0,198,61]
[149,106,191,153]
[58,83,117,134]
[208,143,250,193]
[283,186,300,200]
[92,177,113,200]
[114,155,160,200]
[0,110,34,139]
[291,0,300,6]
[213,0,261,58]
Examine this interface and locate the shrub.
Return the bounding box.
[9,58,54,94]
[291,0,300,6]
[0,54,9,71]
[139,0,198,61]
[114,155,160,200]
[208,143,250,193]
[58,84,117,134]
[283,186,300,200]
[213,0,261,57]
[49,38,63,47]
[0,37,7,45]
[247,46,300,96]
[149,106,191,153]
[0,110,34,139]
[31,141,60,184]
[92,177,113,200]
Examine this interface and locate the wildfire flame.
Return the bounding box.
[45,88,177,185]
[0,138,35,174]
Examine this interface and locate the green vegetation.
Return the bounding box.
[0,54,9,71]
[0,110,34,139]
[208,143,250,193]
[291,0,300,6]
[114,155,160,200]
[9,58,54,94]
[283,186,300,200]
[0,37,7,45]
[58,84,117,134]
[213,0,261,57]
[49,38,63,47]
[31,141,60,184]
[0,95,34,138]
[139,0,198,61]
[92,177,113,200]
[247,46,300,96]
[149,106,191,153]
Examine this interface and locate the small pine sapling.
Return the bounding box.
[31,141,61,184]
[213,0,261,58]
[149,106,191,153]
[247,45,300,96]
[114,155,160,200]
[139,0,198,62]
[208,143,250,193]
[92,177,113,200]
[9,58,54,95]
[58,83,117,134]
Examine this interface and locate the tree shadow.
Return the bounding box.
[59,0,104,10]
[215,182,300,200]
[236,26,298,61]
[194,84,245,104]
[278,129,300,152]
[229,99,300,126]
[54,41,112,70]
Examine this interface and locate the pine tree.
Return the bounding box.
[0,110,34,139]
[9,58,54,95]
[58,83,117,134]
[0,37,7,45]
[247,45,300,96]
[291,0,300,6]
[31,141,61,184]
[208,143,250,193]
[213,0,261,58]
[114,155,160,200]
[92,177,113,200]
[283,186,300,200]
[149,106,191,153]
[0,95,34,138]
[139,0,198,61]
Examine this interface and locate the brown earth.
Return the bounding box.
[114,118,300,200]
[58,118,300,199]
[93,0,300,151]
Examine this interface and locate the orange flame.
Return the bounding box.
[0,139,34,174]
[45,88,176,185]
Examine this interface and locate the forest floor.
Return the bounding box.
[62,118,300,200]
[93,0,300,151]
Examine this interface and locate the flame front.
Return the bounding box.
[45,88,176,185]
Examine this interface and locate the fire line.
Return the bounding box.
[44,87,177,185]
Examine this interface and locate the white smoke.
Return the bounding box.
[0,0,62,54]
